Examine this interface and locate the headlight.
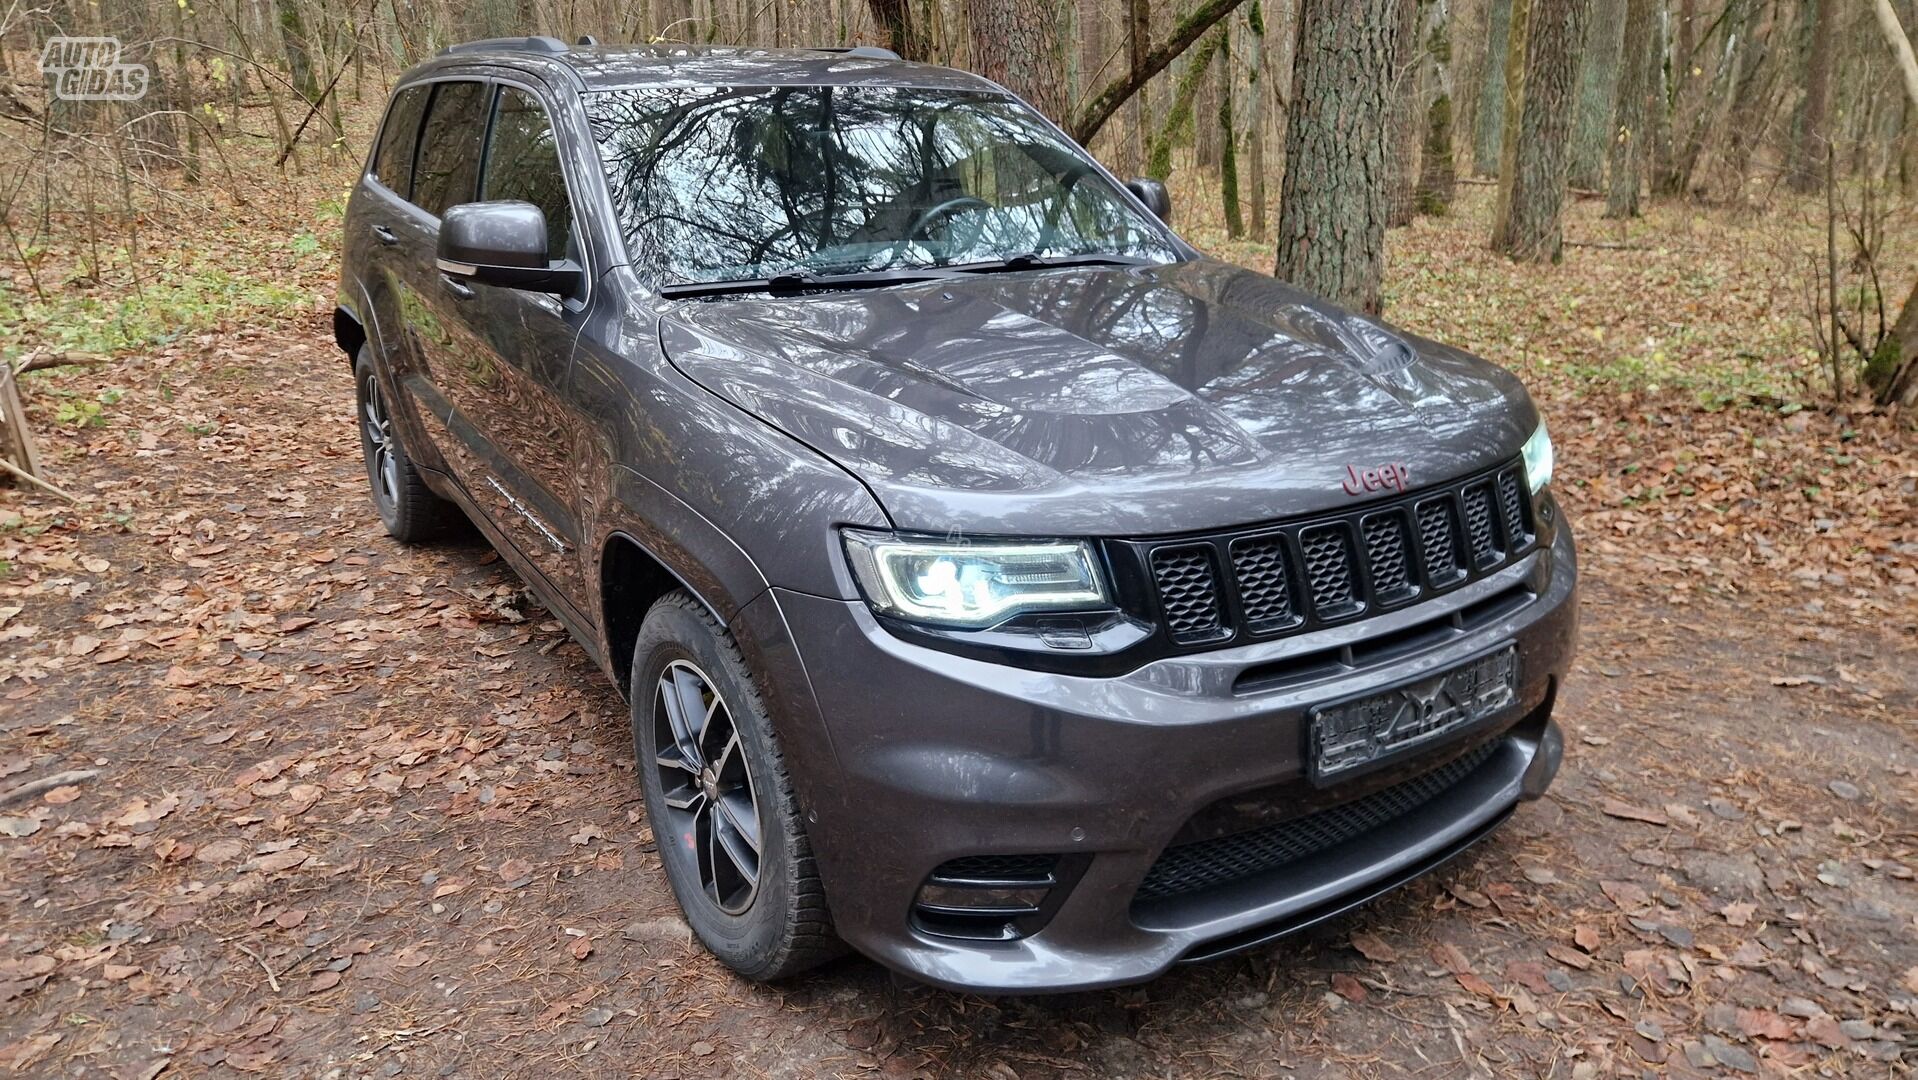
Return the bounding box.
[1521,420,1554,494]
[843,530,1109,628]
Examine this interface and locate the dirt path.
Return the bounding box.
[1,323,1913,1078]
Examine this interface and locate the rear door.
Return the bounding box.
[351,83,442,465]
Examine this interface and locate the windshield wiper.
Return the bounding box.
[659,268,947,299]
[946,252,1155,275]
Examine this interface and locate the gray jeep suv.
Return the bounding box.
[334,37,1577,993]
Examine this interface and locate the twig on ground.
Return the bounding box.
[235,944,282,993]
[0,770,100,808]
[0,457,79,503]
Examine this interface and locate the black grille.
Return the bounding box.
[1230,535,1297,630]
[1127,460,1538,651]
[1135,740,1499,903]
[1150,545,1227,642]
[931,854,1058,882]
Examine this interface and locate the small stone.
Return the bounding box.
[1828,780,1862,800]
[352,992,381,1014]
[1705,799,1745,820]
[1780,997,1825,1019]
[1681,1041,1714,1069]
[1838,1020,1876,1040]
[1635,1020,1666,1041]
[690,1041,715,1057]
[1545,969,1573,992]
[581,1007,614,1029]
[1703,1035,1757,1074]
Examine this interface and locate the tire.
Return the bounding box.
[630,591,843,980]
[353,346,463,543]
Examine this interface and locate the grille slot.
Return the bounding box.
[1416,497,1464,586]
[1497,469,1530,547]
[1150,545,1228,642]
[1361,511,1416,604]
[1135,740,1499,903]
[1230,535,1298,631]
[1299,525,1361,619]
[1461,481,1499,568]
[930,854,1058,881]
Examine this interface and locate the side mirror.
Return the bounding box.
[1125,178,1171,224]
[436,201,581,295]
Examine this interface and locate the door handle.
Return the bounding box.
[371,224,399,246]
[439,273,475,300]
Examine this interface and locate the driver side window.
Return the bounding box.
[481,87,577,264]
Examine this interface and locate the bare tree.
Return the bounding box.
[1567,0,1625,190]
[1606,0,1655,217]
[1791,0,1836,193]
[1492,0,1588,260]
[1274,0,1407,314]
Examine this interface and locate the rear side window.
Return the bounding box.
[411,81,488,218]
[370,85,429,196]
[482,87,575,263]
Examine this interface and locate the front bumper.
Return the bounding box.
[746,517,1577,993]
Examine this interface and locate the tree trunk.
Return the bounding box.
[1274,0,1406,315]
[1607,0,1653,217]
[1473,0,1513,175]
[1129,0,1152,174]
[1492,0,1588,260]
[1245,1,1269,238]
[1658,0,1716,197]
[866,0,931,60]
[1146,29,1228,178]
[1489,0,1532,224]
[1791,0,1835,193]
[278,0,321,103]
[1197,31,1223,168]
[1219,29,1244,237]
[1567,0,1625,190]
[1386,0,1425,227]
[964,0,1069,121]
[1416,92,1458,213]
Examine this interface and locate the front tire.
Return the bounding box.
[353,347,462,543]
[630,591,842,980]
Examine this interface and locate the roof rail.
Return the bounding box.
[438,35,570,57]
[811,45,901,61]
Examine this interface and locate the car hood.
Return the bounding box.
[659,257,1537,536]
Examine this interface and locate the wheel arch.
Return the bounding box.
[599,530,731,699]
[334,305,366,361]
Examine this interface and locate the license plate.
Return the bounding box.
[1309,646,1519,781]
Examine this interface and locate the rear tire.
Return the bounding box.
[354,347,462,543]
[630,591,843,980]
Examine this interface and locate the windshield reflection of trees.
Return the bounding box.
[588,85,1175,283]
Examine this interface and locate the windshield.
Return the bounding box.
[586,85,1179,285]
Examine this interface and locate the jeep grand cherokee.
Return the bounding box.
[333,37,1578,993]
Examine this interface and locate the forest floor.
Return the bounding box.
[1,130,1915,1077]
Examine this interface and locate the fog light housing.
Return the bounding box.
[912,854,1076,941]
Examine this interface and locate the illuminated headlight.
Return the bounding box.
[1522,420,1554,494]
[843,530,1109,628]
